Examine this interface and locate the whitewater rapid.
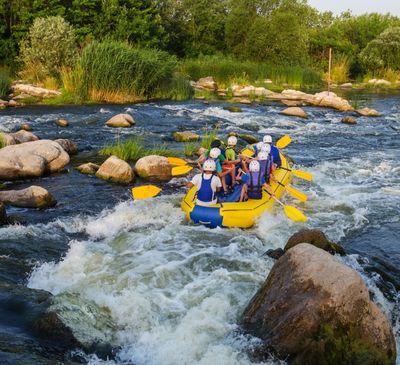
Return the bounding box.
[19,98,399,364]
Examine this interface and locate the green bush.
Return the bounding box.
[360,27,400,72]
[73,40,178,102]
[19,16,77,82]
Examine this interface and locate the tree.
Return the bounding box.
[245,0,312,64]
[360,27,400,72]
[19,16,77,80]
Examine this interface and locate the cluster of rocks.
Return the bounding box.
[242,229,396,364]
[0,129,78,217]
[0,82,62,108]
[193,77,382,118]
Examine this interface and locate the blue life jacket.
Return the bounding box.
[220,148,227,158]
[197,174,215,202]
[248,171,262,199]
[271,145,281,167]
[259,156,273,182]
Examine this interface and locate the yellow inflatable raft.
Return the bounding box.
[181,153,292,228]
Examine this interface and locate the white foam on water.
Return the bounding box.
[28,195,280,365]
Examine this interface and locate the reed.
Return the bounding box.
[99,137,177,161]
[73,40,177,102]
[0,68,11,98]
[181,55,322,88]
[201,126,219,149]
[183,142,199,157]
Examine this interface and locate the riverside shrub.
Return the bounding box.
[73,40,177,102]
[19,16,77,82]
[360,27,400,72]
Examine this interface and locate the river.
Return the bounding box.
[0,93,399,364]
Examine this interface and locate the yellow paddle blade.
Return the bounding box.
[286,185,308,202]
[172,165,193,176]
[283,205,308,222]
[276,134,292,149]
[132,185,161,200]
[167,157,188,166]
[292,169,313,181]
[242,148,254,157]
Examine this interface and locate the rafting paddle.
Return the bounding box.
[281,167,313,181]
[276,181,308,202]
[132,185,161,200]
[286,185,308,202]
[167,157,188,166]
[271,195,308,222]
[172,165,193,176]
[276,134,292,149]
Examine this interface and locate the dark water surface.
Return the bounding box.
[0,93,399,364]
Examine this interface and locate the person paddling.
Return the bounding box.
[186,160,222,206]
[239,160,274,202]
[263,135,282,168]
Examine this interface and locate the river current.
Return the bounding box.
[0,93,399,364]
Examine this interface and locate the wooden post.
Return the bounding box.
[328,47,332,95]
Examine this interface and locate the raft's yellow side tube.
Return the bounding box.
[181,154,292,228]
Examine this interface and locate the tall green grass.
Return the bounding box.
[99,137,177,161]
[0,68,10,98]
[201,126,220,149]
[0,133,6,149]
[181,55,323,88]
[70,40,178,102]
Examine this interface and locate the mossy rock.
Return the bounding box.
[173,131,200,142]
[238,134,258,144]
[224,106,242,113]
[285,229,345,255]
[292,324,396,365]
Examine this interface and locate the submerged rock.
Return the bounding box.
[20,123,32,131]
[0,186,56,208]
[284,228,345,255]
[0,140,70,180]
[173,131,200,142]
[54,139,77,155]
[341,116,357,125]
[224,106,242,113]
[105,113,135,128]
[76,162,100,175]
[135,155,172,181]
[241,243,396,365]
[33,292,117,357]
[280,106,308,118]
[357,107,381,117]
[96,156,134,183]
[55,118,69,127]
[238,134,258,144]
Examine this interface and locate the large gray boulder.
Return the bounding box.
[96,156,134,183]
[0,140,70,180]
[241,243,396,364]
[135,155,172,181]
[76,162,100,175]
[0,186,56,208]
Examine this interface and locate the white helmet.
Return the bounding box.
[203,159,216,172]
[263,135,272,144]
[227,136,237,146]
[260,143,271,154]
[256,142,263,151]
[257,151,269,160]
[249,160,260,172]
[209,147,221,158]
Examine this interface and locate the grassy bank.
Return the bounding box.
[0,68,11,98]
[181,55,323,89]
